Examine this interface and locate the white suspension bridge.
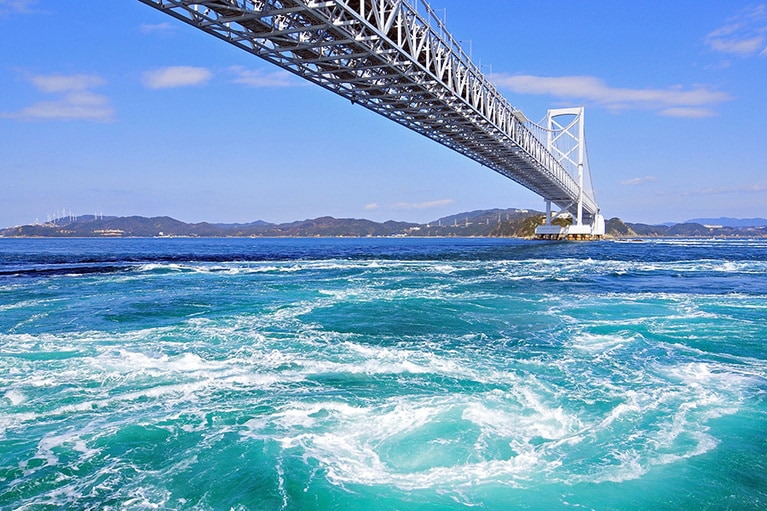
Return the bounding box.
[139,0,605,240]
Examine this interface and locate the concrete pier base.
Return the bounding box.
[534,214,605,241]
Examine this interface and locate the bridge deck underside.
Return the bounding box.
[140,0,599,221]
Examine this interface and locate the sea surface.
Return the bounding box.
[1,237,766,510]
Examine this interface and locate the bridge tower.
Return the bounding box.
[535,107,605,240]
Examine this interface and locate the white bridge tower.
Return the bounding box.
[534,107,605,240]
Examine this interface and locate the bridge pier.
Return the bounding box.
[534,213,605,241]
[545,200,553,226]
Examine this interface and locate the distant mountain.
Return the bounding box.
[615,219,767,238]
[257,216,418,237]
[0,208,543,239]
[2,210,766,238]
[430,208,535,227]
[685,217,767,228]
[605,217,635,237]
[0,216,228,238]
[0,215,416,238]
[213,220,273,229]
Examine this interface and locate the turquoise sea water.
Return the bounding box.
[1,237,766,510]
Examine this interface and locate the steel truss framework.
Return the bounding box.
[139,0,600,220]
[546,107,593,225]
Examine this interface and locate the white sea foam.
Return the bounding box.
[430,264,459,274]
[239,338,752,490]
[596,393,644,431]
[3,389,26,406]
[135,262,184,272]
[334,341,475,378]
[664,361,753,396]
[0,298,54,313]
[462,398,578,449]
[97,349,224,376]
[239,386,597,490]
[570,332,636,353]
[590,450,648,483]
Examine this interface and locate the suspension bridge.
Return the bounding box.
[138,0,605,240]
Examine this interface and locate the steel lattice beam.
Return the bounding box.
[138,0,600,220]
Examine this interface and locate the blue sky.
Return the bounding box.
[1,0,765,227]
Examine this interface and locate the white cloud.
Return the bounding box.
[658,107,718,119]
[11,91,113,121]
[392,199,455,210]
[139,22,175,35]
[364,203,379,210]
[30,73,105,93]
[229,66,301,87]
[142,66,212,89]
[0,0,36,16]
[706,4,767,57]
[683,183,766,196]
[621,176,657,186]
[490,74,731,117]
[1,72,113,122]
[708,36,764,56]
